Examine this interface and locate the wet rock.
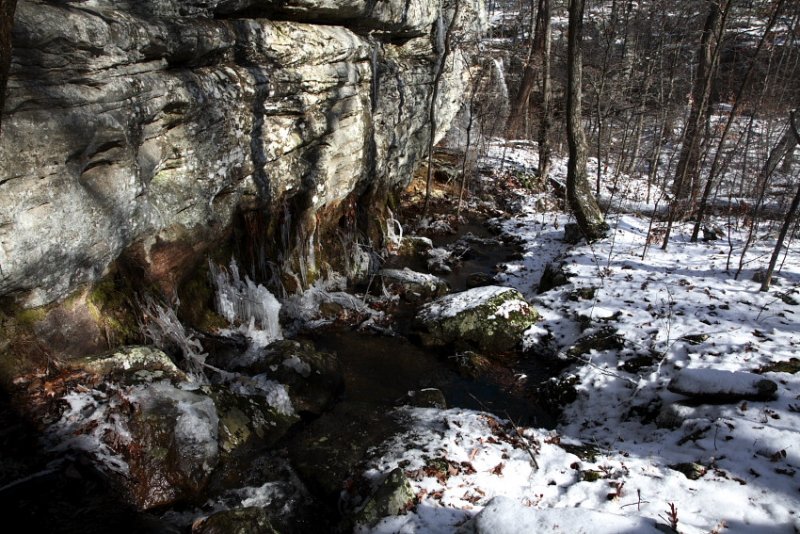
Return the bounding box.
[378,268,450,303]
[290,401,402,501]
[566,326,625,358]
[427,247,454,274]
[192,507,278,534]
[208,386,300,455]
[538,262,572,293]
[229,339,344,416]
[124,382,221,510]
[452,351,493,379]
[465,272,495,289]
[416,286,538,353]
[667,369,778,403]
[403,388,447,409]
[354,468,415,527]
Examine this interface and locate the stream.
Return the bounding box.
[0,217,560,533]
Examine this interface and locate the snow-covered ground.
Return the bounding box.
[358,141,800,533]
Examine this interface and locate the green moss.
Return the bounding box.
[87,273,140,343]
[14,307,47,327]
[757,358,800,375]
[581,470,604,482]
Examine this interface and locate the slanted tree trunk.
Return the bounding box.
[691,0,786,242]
[761,180,800,292]
[760,114,800,292]
[566,0,607,241]
[671,0,727,201]
[506,0,540,139]
[0,0,16,131]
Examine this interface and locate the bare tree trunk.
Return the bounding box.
[566,0,607,241]
[537,0,552,181]
[662,0,729,250]
[0,0,16,132]
[506,0,541,139]
[671,0,728,201]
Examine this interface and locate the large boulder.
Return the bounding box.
[415,286,538,353]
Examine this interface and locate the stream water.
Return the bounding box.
[0,217,559,533]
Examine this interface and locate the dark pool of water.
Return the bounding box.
[305,328,555,429]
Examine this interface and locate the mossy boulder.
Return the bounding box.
[415,286,538,354]
[122,382,221,510]
[354,468,415,527]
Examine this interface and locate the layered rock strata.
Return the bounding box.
[0,0,483,308]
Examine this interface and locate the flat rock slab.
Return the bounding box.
[667,368,778,403]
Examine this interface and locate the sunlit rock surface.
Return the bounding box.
[0,0,484,306]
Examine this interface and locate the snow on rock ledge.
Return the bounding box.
[415,286,538,353]
[667,368,778,403]
[466,496,662,534]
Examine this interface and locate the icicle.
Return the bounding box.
[209,259,283,346]
[435,12,446,56]
[370,41,380,112]
[140,297,209,382]
[385,207,404,251]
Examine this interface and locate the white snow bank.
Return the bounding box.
[668,368,776,398]
[469,496,662,534]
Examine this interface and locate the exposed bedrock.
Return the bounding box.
[0,0,484,310]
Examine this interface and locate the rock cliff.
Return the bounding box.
[0,0,483,309]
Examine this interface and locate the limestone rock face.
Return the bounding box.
[0,0,483,307]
